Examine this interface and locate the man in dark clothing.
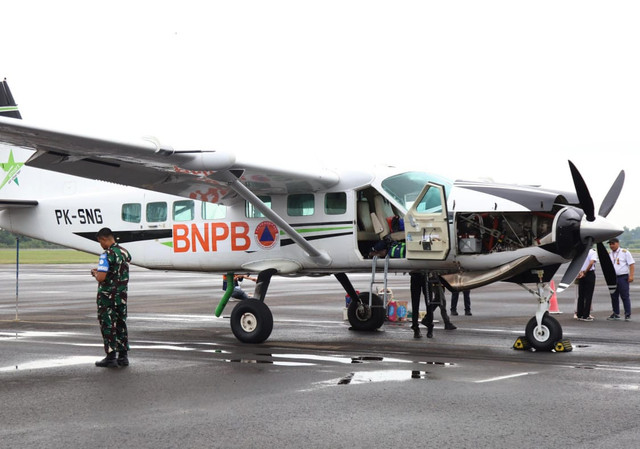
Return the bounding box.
[91,227,132,368]
[410,272,456,338]
[451,290,472,316]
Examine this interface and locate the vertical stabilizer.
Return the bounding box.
[0,79,22,119]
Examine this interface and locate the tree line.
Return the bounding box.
[2,227,640,249]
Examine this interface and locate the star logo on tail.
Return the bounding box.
[0,150,24,189]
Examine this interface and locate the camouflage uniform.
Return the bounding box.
[96,242,131,354]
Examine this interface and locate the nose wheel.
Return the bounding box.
[524,313,562,352]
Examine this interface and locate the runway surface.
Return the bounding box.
[1,264,639,448]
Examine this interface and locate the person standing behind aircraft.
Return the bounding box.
[91,227,132,368]
[576,247,597,321]
[450,290,471,316]
[607,238,635,321]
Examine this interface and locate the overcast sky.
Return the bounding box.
[3,1,639,227]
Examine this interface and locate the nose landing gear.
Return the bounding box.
[517,275,571,352]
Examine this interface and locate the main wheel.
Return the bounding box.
[525,313,562,352]
[230,299,273,343]
[347,292,386,331]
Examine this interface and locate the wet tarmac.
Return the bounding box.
[1,264,639,448]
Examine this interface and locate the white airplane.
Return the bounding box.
[0,80,625,350]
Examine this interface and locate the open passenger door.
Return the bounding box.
[404,182,450,260]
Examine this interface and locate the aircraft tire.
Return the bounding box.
[347,292,386,331]
[525,313,562,352]
[230,299,273,344]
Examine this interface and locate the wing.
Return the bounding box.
[0,117,340,204]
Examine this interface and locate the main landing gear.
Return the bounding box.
[224,269,277,344]
[335,273,386,332]
[230,300,273,344]
[517,277,570,352]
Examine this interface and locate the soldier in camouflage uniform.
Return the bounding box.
[91,227,132,368]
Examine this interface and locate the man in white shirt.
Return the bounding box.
[607,238,635,321]
[576,248,597,321]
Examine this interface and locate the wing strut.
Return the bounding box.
[222,173,332,267]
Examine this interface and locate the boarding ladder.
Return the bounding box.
[369,253,391,307]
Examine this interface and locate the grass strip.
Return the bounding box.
[0,249,96,264]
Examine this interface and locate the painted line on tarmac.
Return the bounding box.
[474,372,535,383]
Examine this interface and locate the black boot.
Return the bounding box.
[95,352,118,368]
[117,350,129,367]
[444,322,457,330]
[411,325,422,338]
[426,324,434,338]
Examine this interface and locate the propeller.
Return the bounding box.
[597,241,618,295]
[598,170,625,218]
[568,161,595,221]
[555,162,624,293]
[557,237,593,292]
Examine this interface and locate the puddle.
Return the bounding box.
[606,384,640,391]
[0,356,96,372]
[130,345,194,352]
[351,356,384,363]
[418,361,455,367]
[337,370,428,385]
[224,359,314,366]
[276,354,356,364]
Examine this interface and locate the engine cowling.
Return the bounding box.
[552,206,585,260]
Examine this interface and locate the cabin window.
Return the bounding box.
[324,192,346,215]
[173,200,195,221]
[146,202,167,222]
[246,195,271,218]
[288,194,314,216]
[122,203,141,223]
[202,202,227,219]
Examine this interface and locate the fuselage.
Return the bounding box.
[0,146,575,277]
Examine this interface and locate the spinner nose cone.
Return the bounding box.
[580,216,624,243]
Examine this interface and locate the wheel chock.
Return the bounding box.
[513,336,531,350]
[554,339,573,352]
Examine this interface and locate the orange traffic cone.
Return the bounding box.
[549,280,562,314]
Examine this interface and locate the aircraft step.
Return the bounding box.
[369,254,391,306]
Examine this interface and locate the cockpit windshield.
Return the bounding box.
[381,171,452,212]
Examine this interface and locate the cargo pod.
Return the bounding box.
[404,182,450,260]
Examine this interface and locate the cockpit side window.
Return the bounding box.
[416,186,443,214]
[381,172,452,211]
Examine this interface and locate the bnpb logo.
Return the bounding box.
[254,221,279,249]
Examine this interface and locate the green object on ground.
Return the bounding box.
[215,272,235,317]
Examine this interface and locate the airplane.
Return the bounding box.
[0,79,625,351]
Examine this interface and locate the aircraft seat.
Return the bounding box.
[373,194,405,241]
[357,199,378,241]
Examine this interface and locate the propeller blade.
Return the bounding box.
[598,170,625,218]
[556,237,593,293]
[568,161,595,221]
[597,241,618,295]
